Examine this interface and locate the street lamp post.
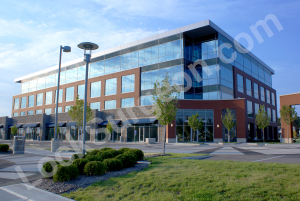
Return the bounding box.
[78,42,99,154]
[51,45,71,152]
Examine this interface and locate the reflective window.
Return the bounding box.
[89,61,104,78]
[140,95,154,106]
[220,66,233,89]
[122,74,135,93]
[201,40,218,60]
[271,92,276,106]
[105,100,116,109]
[28,80,37,92]
[36,109,42,114]
[247,100,253,118]
[255,103,259,115]
[45,108,51,115]
[20,111,26,116]
[55,89,63,103]
[21,97,27,108]
[28,95,34,107]
[54,107,62,113]
[45,91,52,105]
[91,81,101,98]
[78,85,85,99]
[267,107,271,120]
[37,77,45,90]
[105,78,117,96]
[90,102,100,110]
[77,66,86,81]
[36,93,43,106]
[251,59,258,79]
[272,109,276,122]
[246,79,252,96]
[105,56,120,74]
[258,64,264,83]
[260,86,265,102]
[66,87,74,102]
[253,83,259,99]
[28,111,34,115]
[65,106,71,112]
[237,74,243,93]
[121,98,134,108]
[14,98,19,109]
[65,68,77,83]
[13,113,18,117]
[243,56,251,75]
[22,82,29,94]
[45,74,56,88]
[121,51,139,71]
[266,89,270,104]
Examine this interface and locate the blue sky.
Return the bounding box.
[0,0,299,117]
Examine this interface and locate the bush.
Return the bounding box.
[115,153,137,168]
[103,158,123,171]
[0,144,9,152]
[87,149,102,156]
[71,153,85,161]
[97,151,114,160]
[109,149,121,157]
[42,161,59,178]
[118,147,130,154]
[53,164,79,182]
[128,149,144,161]
[72,158,89,174]
[100,147,114,152]
[84,161,107,175]
[86,155,103,162]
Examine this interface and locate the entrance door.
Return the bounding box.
[139,127,144,142]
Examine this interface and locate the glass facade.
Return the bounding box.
[266,89,270,104]
[13,113,18,117]
[78,85,85,99]
[36,93,43,106]
[28,95,34,107]
[66,87,74,102]
[247,100,253,117]
[45,91,52,105]
[55,89,63,103]
[253,83,259,99]
[36,109,42,114]
[246,79,252,96]
[176,109,213,142]
[105,78,117,96]
[237,74,244,93]
[28,111,34,115]
[121,98,134,108]
[272,109,276,122]
[21,97,26,108]
[90,81,101,98]
[90,102,100,110]
[21,111,26,116]
[105,100,116,109]
[65,106,71,112]
[267,108,271,120]
[255,103,259,115]
[260,86,265,102]
[45,108,51,115]
[140,95,154,106]
[122,74,135,93]
[14,98,19,109]
[271,92,275,106]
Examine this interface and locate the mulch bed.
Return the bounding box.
[0,150,13,154]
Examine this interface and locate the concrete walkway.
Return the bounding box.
[0,183,72,201]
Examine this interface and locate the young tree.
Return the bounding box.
[256,105,270,143]
[222,108,236,143]
[11,124,18,136]
[152,75,179,154]
[68,96,93,140]
[105,121,113,141]
[188,113,204,141]
[54,124,60,139]
[280,105,298,141]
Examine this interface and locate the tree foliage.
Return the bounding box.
[222,108,236,143]
[54,124,60,135]
[256,105,270,142]
[11,124,18,136]
[105,121,113,135]
[280,105,297,139]
[188,113,204,141]
[68,95,93,128]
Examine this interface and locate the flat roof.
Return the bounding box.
[279,92,300,97]
[14,20,275,83]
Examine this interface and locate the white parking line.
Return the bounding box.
[252,155,284,162]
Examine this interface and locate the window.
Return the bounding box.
[66,87,74,102]
[122,74,135,93]
[28,95,34,107]
[220,66,233,89]
[267,107,271,120]
[28,111,34,115]
[105,100,116,109]
[260,86,265,102]
[36,93,43,106]
[272,109,276,122]
[89,61,104,78]
[78,85,85,99]
[271,92,276,106]
[246,79,252,96]
[21,97,27,108]
[13,113,18,117]
[45,74,56,88]
[237,74,243,93]
[20,112,26,116]
[266,89,270,104]
[91,81,101,98]
[65,106,72,112]
[140,95,154,106]
[253,83,259,99]
[255,103,259,115]
[55,89,63,103]
[45,108,51,115]
[45,91,52,105]
[55,107,62,113]
[90,102,100,110]
[14,98,19,109]
[247,100,253,118]
[121,98,134,108]
[105,78,117,96]
[36,109,42,114]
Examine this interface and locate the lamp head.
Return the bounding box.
[78,42,99,50]
[62,46,71,53]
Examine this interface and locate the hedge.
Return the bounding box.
[115,153,137,168]
[103,158,123,171]
[87,149,102,156]
[41,161,59,178]
[86,155,103,162]
[72,158,89,175]
[84,161,107,176]
[53,164,79,182]
[97,151,114,160]
[127,149,144,161]
[0,144,9,152]
[71,153,85,161]
[118,147,130,154]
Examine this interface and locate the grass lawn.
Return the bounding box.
[63,153,300,200]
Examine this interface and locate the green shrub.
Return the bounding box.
[118,147,130,154]
[100,147,114,152]
[129,149,144,161]
[71,153,85,161]
[0,144,9,152]
[87,149,102,156]
[53,164,79,182]
[109,149,121,157]
[84,161,107,175]
[103,158,123,171]
[115,153,137,168]
[125,150,138,161]
[72,158,89,174]
[86,155,103,162]
[41,161,59,178]
[97,151,114,160]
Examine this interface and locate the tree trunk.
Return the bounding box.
[163,125,166,155]
[228,130,230,143]
[287,123,290,142]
